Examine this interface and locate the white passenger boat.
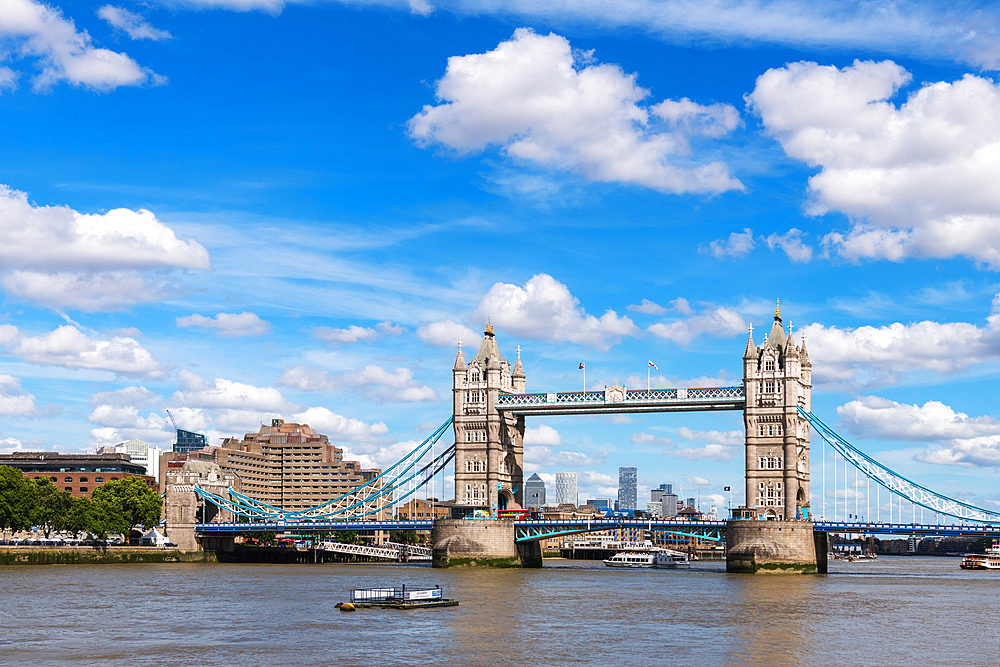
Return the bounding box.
[960,542,1000,570]
[654,550,691,569]
[603,551,656,568]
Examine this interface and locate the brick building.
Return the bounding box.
[0,452,156,498]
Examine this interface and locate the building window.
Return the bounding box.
[65,487,72,492]
[765,359,774,371]
[64,477,72,482]
[80,487,87,493]
[79,476,88,482]
[95,477,103,483]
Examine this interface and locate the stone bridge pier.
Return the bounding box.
[163,460,240,552]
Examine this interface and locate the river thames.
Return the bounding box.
[1,556,996,666]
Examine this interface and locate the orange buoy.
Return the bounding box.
[340,603,355,612]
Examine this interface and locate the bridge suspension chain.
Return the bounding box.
[194,417,455,522]
[799,407,1000,525]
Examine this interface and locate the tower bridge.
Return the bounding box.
[179,302,1000,572]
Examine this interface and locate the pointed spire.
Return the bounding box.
[485,317,494,336]
[784,325,798,357]
[453,339,467,371]
[766,298,786,350]
[512,345,525,378]
[800,335,811,367]
[743,323,757,360]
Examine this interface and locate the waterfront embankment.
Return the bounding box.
[0,547,217,565]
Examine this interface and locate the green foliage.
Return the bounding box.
[66,497,118,541]
[969,536,998,553]
[390,529,418,544]
[0,466,37,533]
[91,477,162,531]
[336,530,359,544]
[240,531,276,545]
[32,477,73,537]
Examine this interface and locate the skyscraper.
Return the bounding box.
[618,466,637,511]
[554,472,577,506]
[524,473,546,508]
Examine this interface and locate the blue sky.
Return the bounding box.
[2,0,1000,519]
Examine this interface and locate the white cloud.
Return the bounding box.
[801,299,1000,388]
[375,321,406,336]
[676,427,743,445]
[523,424,562,446]
[0,374,38,416]
[416,319,479,348]
[409,29,742,195]
[671,443,737,462]
[764,229,813,263]
[277,364,439,402]
[473,273,636,351]
[0,0,161,92]
[172,374,288,411]
[97,6,171,40]
[685,475,711,486]
[2,270,178,311]
[705,228,755,259]
[291,406,389,443]
[647,303,746,346]
[89,385,160,409]
[917,437,1000,469]
[838,396,1000,442]
[627,299,668,315]
[0,437,29,453]
[524,447,606,468]
[8,325,166,378]
[0,185,209,310]
[312,324,378,345]
[749,61,1000,268]
[177,312,271,337]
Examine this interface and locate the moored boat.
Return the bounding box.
[603,550,657,568]
[960,542,1000,570]
[654,550,691,569]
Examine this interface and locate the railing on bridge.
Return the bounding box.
[496,386,746,415]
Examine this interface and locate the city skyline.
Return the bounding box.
[2,1,1000,516]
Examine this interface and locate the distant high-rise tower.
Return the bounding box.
[742,300,812,520]
[554,472,577,506]
[524,473,546,508]
[618,467,637,511]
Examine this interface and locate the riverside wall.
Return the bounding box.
[0,547,218,566]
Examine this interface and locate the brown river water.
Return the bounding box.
[1,556,997,667]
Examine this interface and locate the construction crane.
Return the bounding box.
[165,409,178,431]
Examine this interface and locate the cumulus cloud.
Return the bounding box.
[176,312,271,337]
[0,0,162,92]
[291,406,389,443]
[0,374,39,416]
[627,299,668,315]
[801,298,1000,388]
[89,385,160,409]
[473,273,636,350]
[671,443,737,462]
[749,60,1000,268]
[0,185,209,311]
[836,395,1000,469]
[705,228,755,259]
[524,447,606,468]
[677,427,743,445]
[171,373,289,411]
[416,319,479,348]
[5,325,166,378]
[409,29,742,195]
[1,270,180,312]
[523,424,562,446]
[764,229,813,263]
[647,302,746,346]
[277,364,439,402]
[97,6,171,41]
[312,325,378,345]
[633,428,739,461]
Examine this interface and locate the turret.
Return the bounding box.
[512,346,526,393]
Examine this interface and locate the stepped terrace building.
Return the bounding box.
[163,419,388,518]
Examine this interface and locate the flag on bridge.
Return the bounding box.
[648,360,658,370]
[579,362,585,369]
[724,486,731,491]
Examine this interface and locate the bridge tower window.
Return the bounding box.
[765,359,775,371]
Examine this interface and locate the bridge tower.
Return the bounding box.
[452,321,526,513]
[742,301,812,520]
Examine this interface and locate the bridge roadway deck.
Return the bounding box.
[494,387,746,415]
[195,519,1000,538]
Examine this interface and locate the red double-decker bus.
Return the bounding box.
[497,509,531,520]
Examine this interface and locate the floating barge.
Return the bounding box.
[336,586,459,610]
